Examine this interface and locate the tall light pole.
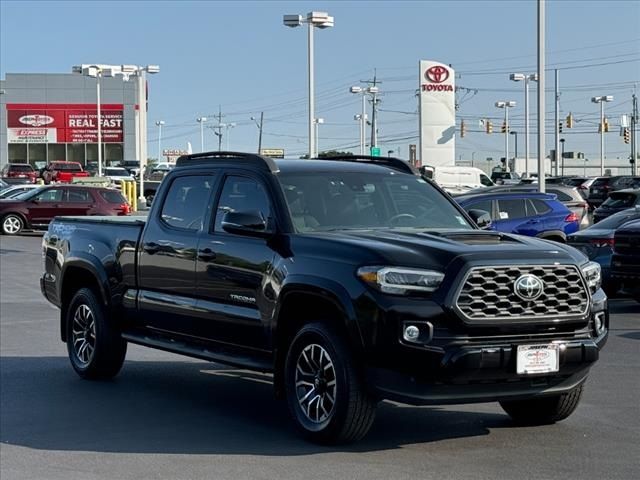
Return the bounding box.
[197,117,208,152]
[284,11,334,158]
[560,138,566,176]
[155,121,165,162]
[510,73,537,178]
[538,0,546,193]
[313,118,324,156]
[224,123,236,150]
[495,101,516,171]
[592,95,614,176]
[350,85,378,155]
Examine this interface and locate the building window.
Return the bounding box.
[47,143,66,162]
[28,144,47,168]
[105,144,124,165]
[8,144,27,163]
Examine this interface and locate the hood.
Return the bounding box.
[294,229,586,270]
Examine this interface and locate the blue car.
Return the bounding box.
[568,207,640,295]
[456,191,579,242]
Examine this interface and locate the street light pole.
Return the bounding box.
[510,73,538,178]
[155,121,164,162]
[496,101,516,171]
[284,12,334,159]
[592,95,613,176]
[537,0,546,193]
[511,131,518,160]
[560,138,565,176]
[96,72,102,176]
[197,117,207,152]
[251,113,264,154]
[314,118,324,155]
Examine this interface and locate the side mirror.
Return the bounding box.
[467,209,493,230]
[221,210,272,238]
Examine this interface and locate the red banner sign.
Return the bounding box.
[6,103,124,143]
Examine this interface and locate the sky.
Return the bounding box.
[1,0,639,164]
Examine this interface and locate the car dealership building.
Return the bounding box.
[0,73,139,168]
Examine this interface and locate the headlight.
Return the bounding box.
[581,261,601,294]
[357,266,444,295]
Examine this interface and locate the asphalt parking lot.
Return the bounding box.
[1,234,638,480]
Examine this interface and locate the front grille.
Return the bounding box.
[455,265,589,322]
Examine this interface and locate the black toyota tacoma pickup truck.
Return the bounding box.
[41,152,608,444]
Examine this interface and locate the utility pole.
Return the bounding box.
[214,105,225,151]
[258,111,264,154]
[361,70,381,154]
[554,69,560,176]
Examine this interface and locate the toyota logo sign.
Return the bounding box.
[425,66,450,84]
[19,114,54,127]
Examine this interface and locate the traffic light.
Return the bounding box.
[501,121,507,133]
[623,127,630,144]
[566,113,573,128]
[486,120,493,134]
[460,119,466,138]
[559,121,563,133]
[603,118,610,133]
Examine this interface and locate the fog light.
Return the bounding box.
[594,312,606,335]
[403,325,421,342]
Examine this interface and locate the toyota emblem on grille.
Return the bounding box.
[514,274,544,301]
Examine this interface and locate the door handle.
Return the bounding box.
[143,242,160,254]
[198,248,216,261]
[527,219,540,224]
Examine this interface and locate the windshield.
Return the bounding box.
[15,187,45,200]
[10,165,34,172]
[53,163,82,172]
[278,171,473,232]
[105,168,128,176]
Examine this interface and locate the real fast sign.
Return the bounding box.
[6,103,124,143]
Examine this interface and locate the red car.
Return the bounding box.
[41,161,90,184]
[0,185,130,235]
[1,163,38,184]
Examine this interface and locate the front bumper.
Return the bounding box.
[364,291,608,406]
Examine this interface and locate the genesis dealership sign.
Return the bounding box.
[419,60,455,167]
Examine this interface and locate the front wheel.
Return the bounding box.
[284,322,376,444]
[1,214,24,235]
[499,383,584,425]
[66,288,127,380]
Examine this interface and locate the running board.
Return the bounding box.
[122,332,273,373]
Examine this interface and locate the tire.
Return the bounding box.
[1,214,24,235]
[66,288,127,380]
[284,322,376,444]
[499,383,584,425]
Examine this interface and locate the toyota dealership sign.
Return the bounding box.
[419,60,455,167]
[7,103,124,144]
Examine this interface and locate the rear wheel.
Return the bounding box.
[66,288,127,380]
[284,322,376,444]
[499,384,584,425]
[1,214,24,235]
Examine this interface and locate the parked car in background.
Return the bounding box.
[41,161,90,184]
[490,170,521,185]
[0,184,41,200]
[593,189,640,223]
[0,185,130,235]
[456,191,579,242]
[420,166,494,194]
[103,167,134,187]
[465,184,590,228]
[567,207,640,296]
[576,177,597,200]
[1,163,38,184]
[588,176,640,208]
[610,219,640,303]
[119,160,141,177]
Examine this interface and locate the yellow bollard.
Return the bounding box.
[131,181,137,212]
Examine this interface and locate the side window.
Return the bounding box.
[35,189,64,202]
[480,174,493,187]
[550,189,572,202]
[214,176,271,232]
[66,189,92,202]
[497,199,527,220]
[160,175,214,231]
[529,199,551,215]
[465,200,493,219]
